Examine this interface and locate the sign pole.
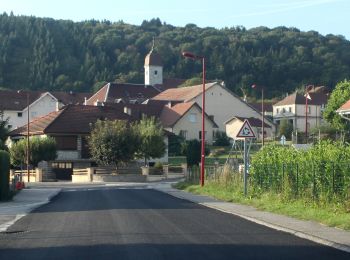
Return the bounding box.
[244,137,248,196]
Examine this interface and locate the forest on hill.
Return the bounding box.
[0,13,350,98]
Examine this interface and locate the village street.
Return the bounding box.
[0,183,349,260]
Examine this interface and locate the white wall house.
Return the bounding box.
[1,91,58,130]
[273,91,328,132]
[152,82,275,140]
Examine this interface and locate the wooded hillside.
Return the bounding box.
[1,13,349,98]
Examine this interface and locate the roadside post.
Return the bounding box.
[236,120,256,196]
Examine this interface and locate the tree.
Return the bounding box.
[0,110,9,150]
[10,136,57,167]
[88,120,139,166]
[278,119,294,139]
[181,139,210,166]
[324,80,350,130]
[133,116,166,166]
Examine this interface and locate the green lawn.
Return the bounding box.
[174,181,350,230]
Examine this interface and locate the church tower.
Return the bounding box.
[144,40,163,86]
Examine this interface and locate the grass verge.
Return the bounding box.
[174,181,350,230]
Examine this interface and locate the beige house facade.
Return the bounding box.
[160,102,218,144]
[152,82,275,140]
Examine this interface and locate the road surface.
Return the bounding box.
[0,186,349,259]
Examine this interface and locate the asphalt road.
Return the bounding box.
[0,186,349,260]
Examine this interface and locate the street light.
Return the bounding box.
[251,84,265,146]
[182,51,206,187]
[17,90,30,183]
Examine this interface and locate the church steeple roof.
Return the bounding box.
[144,39,162,66]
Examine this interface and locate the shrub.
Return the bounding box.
[213,131,231,146]
[10,137,57,167]
[0,150,10,200]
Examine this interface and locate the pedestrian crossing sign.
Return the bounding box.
[236,119,256,138]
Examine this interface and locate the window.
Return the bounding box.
[7,125,12,129]
[289,107,292,112]
[179,130,187,139]
[154,70,158,75]
[282,108,286,113]
[54,136,77,150]
[308,106,311,114]
[276,108,280,114]
[17,112,23,117]
[188,113,197,123]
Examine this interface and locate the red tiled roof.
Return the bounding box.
[154,78,187,91]
[160,102,218,128]
[248,102,274,113]
[152,82,217,102]
[274,92,328,106]
[51,91,91,105]
[144,50,162,66]
[337,99,350,112]
[9,105,134,136]
[86,83,160,105]
[160,102,195,127]
[0,90,42,110]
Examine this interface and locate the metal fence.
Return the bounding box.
[186,162,350,200]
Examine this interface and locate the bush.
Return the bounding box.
[10,137,57,167]
[182,139,210,166]
[213,131,231,146]
[0,150,10,200]
[250,141,350,201]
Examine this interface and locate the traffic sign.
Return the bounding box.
[280,135,286,145]
[236,119,256,138]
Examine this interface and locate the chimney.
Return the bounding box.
[84,97,87,105]
[167,101,172,108]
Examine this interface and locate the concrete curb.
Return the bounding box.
[155,186,350,254]
[0,188,61,232]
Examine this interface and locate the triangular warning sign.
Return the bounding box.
[236,119,256,138]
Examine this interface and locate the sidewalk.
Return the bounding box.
[154,184,350,254]
[0,188,61,232]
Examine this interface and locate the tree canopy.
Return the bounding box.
[0,14,350,98]
[323,79,350,130]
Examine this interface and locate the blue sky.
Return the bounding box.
[1,0,349,39]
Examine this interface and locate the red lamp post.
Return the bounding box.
[252,84,265,146]
[17,90,30,182]
[182,51,206,187]
[305,85,313,143]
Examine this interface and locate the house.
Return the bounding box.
[159,102,218,144]
[8,105,135,179]
[273,88,328,132]
[0,89,90,130]
[225,116,272,140]
[151,82,275,138]
[96,100,219,144]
